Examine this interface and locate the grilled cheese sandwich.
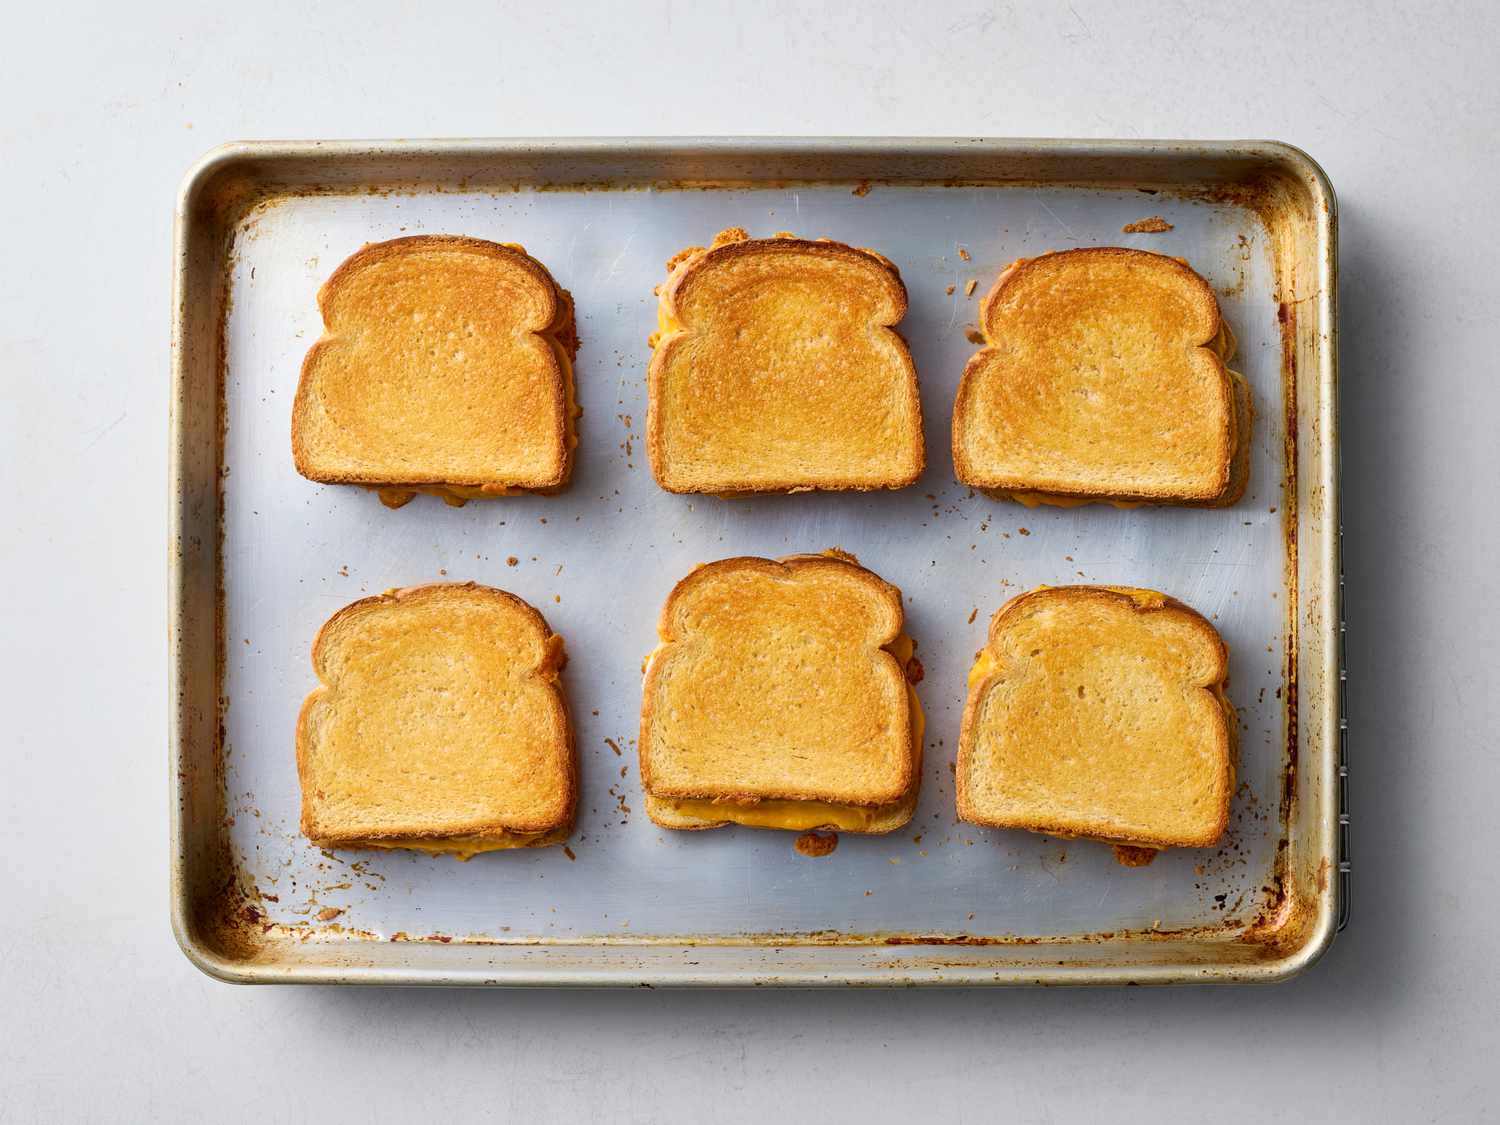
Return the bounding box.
[646,630,924,831]
[296,583,576,857]
[293,236,580,507]
[646,228,924,494]
[953,248,1250,508]
[957,585,1234,860]
[640,553,922,834]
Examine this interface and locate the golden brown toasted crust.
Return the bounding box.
[296,582,575,850]
[638,554,918,818]
[292,236,579,504]
[952,247,1243,506]
[647,229,924,494]
[956,585,1234,851]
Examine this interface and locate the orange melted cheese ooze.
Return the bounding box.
[339,832,550,861]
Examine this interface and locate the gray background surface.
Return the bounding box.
[2,1,1494,1120]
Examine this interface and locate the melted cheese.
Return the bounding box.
[1001,491,1147,510]
[890,633,926,767]
[650,298,679,349]
[709,487,823,499]
[1211,678,1238,756]
[558,331,579,452]
[379,482,526,507]
[338,832,548,861]
[968,646,1001,689]
[1100,585,1169,609]
[650,282,692,348]
[653,631,924,832]
[1211,319,1237,363]
[661,796,892,832]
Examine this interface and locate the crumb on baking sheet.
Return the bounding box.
[1112,844,1159,867]
[1122,216,1174,233]
[945,283,955,295]
[964,279,977,296]
[958,246,971,261]
[851,181,872,197]
[794,830,839,857]
[964,327,984,345]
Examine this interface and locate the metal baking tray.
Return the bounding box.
[170,138,1342,985]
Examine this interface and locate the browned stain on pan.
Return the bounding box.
[794,831,839,858]
[1278,294,1300,912]
[1111,844,1159,867]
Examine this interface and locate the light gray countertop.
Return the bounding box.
[2,1,1495,1120]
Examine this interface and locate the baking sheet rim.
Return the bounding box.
[168,136,1340,985]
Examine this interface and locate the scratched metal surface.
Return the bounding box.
[220,181,1286,942]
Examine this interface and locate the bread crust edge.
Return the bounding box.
[638,554,919,814]
[954,584,1234,850]
[646,234,925,494]
[290,236,579,500]
[951,247,1239,505]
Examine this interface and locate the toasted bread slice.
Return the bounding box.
[296,583,574,858]
[956,585,1235,858]
[639,552,922,834]
[953,248,1248,507]
[292,235,579,508]
[647,228,924,494]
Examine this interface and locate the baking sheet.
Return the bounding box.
[219,179,1290,944]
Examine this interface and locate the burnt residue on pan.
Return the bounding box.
[1278,296,1301,836]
